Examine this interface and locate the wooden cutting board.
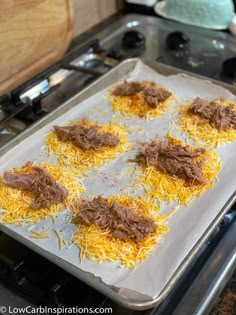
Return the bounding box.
[0,0,73,96]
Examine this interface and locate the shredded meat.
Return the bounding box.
[77,196,157,243]
[141,86,171,108]
[112,81,142,96]
[189,97,236,131]
[136,139,206,184]
[54,125,120,150]
[3,167,68,209]
[112,81,171,108]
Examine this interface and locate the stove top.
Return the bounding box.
[98,15,236,82]
[0,13,235,315]
[1,14,236,149]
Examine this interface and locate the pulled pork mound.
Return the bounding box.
[54,125,120,151]
[136,139,206,185]
[112,81,171,108]
[3,167,68,209]
[189,97,236,131]
[77,196,157,243]
[112,81,142,96]
[141,86,171,108]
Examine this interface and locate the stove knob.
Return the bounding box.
[221,57,236,80]
[122,30,145,49]
[166,31,190,51]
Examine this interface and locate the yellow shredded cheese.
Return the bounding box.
[108,81,173,119]
[30,234,51,239]
[179,100,236,147]
[54,228,64,250]
[31,229,50,236]
[50,215,56,223]
[72,195,175,269]
[135,136,222,205]
[45,120,130,175]
[0,162,84,225]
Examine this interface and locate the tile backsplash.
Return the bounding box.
[72,0,118,37]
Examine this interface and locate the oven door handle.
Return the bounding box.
[169,218,236,315]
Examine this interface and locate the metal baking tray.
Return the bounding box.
[0,59,235,310]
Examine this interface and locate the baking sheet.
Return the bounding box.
[0,60,235,303]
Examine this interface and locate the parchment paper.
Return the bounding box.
[0,61,235,301]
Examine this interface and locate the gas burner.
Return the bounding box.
[166,31,190,58]
[221,57,236,82]
[122,30,145,49]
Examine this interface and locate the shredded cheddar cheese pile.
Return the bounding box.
[72,195,174,269]
[179,100,236,147]
[109,81,173,119]
[0,162,84,225]
[45,120,130,175]
[135,136,222,205]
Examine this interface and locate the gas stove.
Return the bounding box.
[0,14,235,315]
[1,14,236,149]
